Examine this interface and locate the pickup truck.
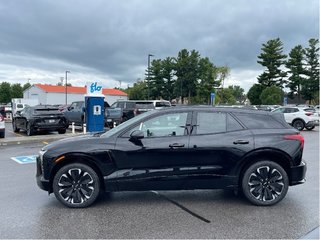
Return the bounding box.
[63,101,122,128]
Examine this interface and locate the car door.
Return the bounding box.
[112,111,192,190]
[187,110,254,188]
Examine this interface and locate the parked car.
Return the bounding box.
[37,106,306,208]
[272,106,319,131]
[108,100,171,126]
[0,113,5,138]
[12,105,69,136]
[64,101,120,128]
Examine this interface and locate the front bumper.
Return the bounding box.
[289,160,307,186]
[36,156,50,191]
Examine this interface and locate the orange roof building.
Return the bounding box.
[23,84,128,105]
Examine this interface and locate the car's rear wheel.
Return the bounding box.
[305,126,315,131]
[241,161,289,206]
[0,131,4,138]
[53,163,101,208]
[12,120,20,133]
[26,123,34,136]
[292,119,305,131]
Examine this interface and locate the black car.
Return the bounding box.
[12,105,69,136]
[36,106,306,208]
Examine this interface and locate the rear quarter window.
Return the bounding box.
[234,113,284,129]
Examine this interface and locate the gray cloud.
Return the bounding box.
[0,0,318,90]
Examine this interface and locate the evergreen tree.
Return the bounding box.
[148,59,164,99]
[302,38,319,103]
[257,38,287,87]
[11,83,23,98]
[260,86,283,105]
[0,82,12,103]
[161,57,175,101]
[286,45,305,101]
[247,84,265,105]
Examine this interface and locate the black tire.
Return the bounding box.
[292,119,305,131]
[0,131,4,138]
[53,163,101,208]
[26,123,34,136]
[241,161,289,206]
[305,126,315,131]
[12,120,20,133]
[58,129,66,134]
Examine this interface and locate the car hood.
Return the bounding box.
[41,133,113,154]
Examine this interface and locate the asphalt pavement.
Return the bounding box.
[0,127,318,239]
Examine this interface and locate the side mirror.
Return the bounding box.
[129,130,144,142]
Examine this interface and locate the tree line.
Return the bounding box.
[125,49,245,104]
[248,38,319,105]
[0,82,31,103]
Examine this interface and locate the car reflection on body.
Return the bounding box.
[36,106,306,208]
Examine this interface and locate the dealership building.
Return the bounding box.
[23,84,128,105]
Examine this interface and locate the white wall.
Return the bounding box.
[23,86,45,103]
[23,86,128,105]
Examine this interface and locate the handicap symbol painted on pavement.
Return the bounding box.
[11,155,37,164]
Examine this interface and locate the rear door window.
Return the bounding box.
[195,112,227,134]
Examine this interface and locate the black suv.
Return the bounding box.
[36,106,306,208]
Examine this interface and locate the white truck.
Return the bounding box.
[11,98,39,116]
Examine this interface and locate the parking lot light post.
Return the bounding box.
[147,54,154,100]
[65,71,70,105]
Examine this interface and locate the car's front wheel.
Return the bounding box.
[53,163,101,208]
[241,161,289,206]
[26,122,34,136]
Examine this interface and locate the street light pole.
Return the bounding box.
[147,54,154,100]
[65,70,70,105]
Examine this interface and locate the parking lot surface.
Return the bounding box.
[0,129,318,239]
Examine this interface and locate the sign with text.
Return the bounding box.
[86,82,103,96]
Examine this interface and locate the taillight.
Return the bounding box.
[305,112,313,116]
[284,134,305,149]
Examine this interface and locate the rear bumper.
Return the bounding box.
[290,160,307,186]
[306,120,319,127]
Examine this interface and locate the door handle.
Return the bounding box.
[233,140,249,145]
[169,143,185,148]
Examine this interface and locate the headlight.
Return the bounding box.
[39,149,47,174]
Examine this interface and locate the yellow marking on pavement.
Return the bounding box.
[43,141,48,145]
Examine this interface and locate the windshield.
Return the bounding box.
[101,110,156,138]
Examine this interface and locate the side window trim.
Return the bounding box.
[120,111,192,138]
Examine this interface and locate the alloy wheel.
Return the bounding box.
[57,168,95,204]
[248,166,284,202]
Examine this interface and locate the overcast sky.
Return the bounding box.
[0,0,318,92]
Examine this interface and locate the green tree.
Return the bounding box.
[194,57,222,104]
[0,82,12,103]
[227,85,245,103]
[125,81,147,100]
[260,86,283,105]
[149,59,165,99]
[286,45,305,101]
[247,84,265,105]
[161,57,176,101]
[257,38,287,87]
[218,88,236,105]
[174,49,200,103]
[22,82,31,91]
[11,83,23,98]
[301,38,319,103]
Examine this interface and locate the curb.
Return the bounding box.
[0,133,83,147]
